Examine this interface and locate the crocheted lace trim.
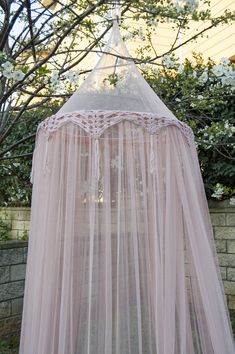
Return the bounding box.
[38,110,194,144]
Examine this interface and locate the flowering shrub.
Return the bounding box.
[0,47,234,204]
[0,103,60,206]
[0,59,25,82]
[143,53,235,201]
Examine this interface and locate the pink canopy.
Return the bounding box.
[19,22,235,354]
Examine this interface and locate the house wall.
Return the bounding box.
[41,0,235,62]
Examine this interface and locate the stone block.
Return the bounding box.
[226,213,235,226]
[0,248,24,266]
[219,266,227,280]
[15,209,31,221]
[0,301,11,318]
[210,213,226,226]
[1,208,14,221]
[228,295,235,310]
[223,281,235,295]
[0,240,28,250]
[11,297,24,315]
[227,268,235,281]
[18,229,29,239]
[214,227,235,240]
[11,220,30,231]
[218,253,235,267]
[0,315,22,336]
[9,229,18,240]
[0,266,10,284]
[10,264,26,281]
[0,281,24,302]
[0,209,7,220]
[215,239,226,253]
[227,240,235,254]
[209,199,231,209]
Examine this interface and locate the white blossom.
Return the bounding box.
[50,79,66,92]
[64,70,79,84]
[50,70,59,83]
[162,55,175,69]
[229,197,235,206]
[185,0,199,9]
[198,70,208,84]
[175,2,184,12]
[2,69,13,79]
[12,70,24,81]
[197,95,203,100]
[220,57,230,65]
[223,65,233,76]
[50,76,59,84]
[2,61,13,71]
[178,64,184,74]
[212,65,224,77]
[148,18,158,27]
[211,183,224,200]
[221,75,234,87]
[175,97,181,102]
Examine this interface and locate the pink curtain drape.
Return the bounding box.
[19,120,235,354]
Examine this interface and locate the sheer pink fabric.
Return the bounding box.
[19,21,234,354]
[19,117,235,354]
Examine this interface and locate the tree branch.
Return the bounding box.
[0,133,36,158]
[0,1,27,51]
[0,0,108,106]
[25,0,37,62]
[0,152,33,161]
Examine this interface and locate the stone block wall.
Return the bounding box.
[209,200,235,311]
[0,202,235,339]
[0,207,30,240]
[0,240,28,338]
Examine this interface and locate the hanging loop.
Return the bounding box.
[113,0,121,23]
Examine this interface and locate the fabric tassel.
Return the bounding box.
[150,134,155,174]
[30,131,40,184]
[43,136,50,175]
[30,145,36,184]
[94,138,100,181]
[30,156,35,184]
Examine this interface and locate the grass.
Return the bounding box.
[0,337,19,354]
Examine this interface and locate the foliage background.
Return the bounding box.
[0,53,234,206]
[0,0,234,206]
